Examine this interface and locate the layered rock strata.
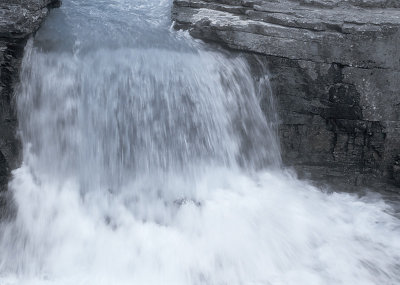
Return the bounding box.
[0,0,60,195]
[172,0,400,190]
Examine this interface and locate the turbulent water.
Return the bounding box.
[0,0,399,284]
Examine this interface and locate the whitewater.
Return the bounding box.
[0,0,399,284]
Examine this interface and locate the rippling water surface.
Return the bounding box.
[0,0,399,284]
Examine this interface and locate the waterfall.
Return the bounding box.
[0,0,399,284]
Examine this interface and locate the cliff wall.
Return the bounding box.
[0,0,60,196]
[172,0,400,190]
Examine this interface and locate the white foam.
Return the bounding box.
[1,165,399,285]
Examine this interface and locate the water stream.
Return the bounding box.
[0,0,399,284]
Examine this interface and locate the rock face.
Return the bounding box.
[0,0,60,193]
[172,0,400,190]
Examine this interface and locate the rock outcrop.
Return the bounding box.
[172,0,400,190]
[0,0,60,193]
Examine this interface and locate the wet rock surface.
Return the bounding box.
[172,0,400,191]
[0,0,60,193]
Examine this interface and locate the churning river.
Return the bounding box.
[0,0,399,284]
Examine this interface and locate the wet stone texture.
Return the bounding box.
[172,0,400,191]
[0,0,60,193]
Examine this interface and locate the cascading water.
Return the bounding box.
[0,0,399,284]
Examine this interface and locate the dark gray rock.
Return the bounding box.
[0,0,61,195]
[0,150,8,192]
[394,155,400,186]
[172,0,400,191]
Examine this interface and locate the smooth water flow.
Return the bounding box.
[0,0,399,284]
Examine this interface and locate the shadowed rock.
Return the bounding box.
[0,0,61,205]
